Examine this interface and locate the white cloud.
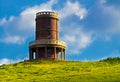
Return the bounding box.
[0,35,25,44]
[57,1,91,55]
[0,58,12,65]
[0,16,15,26]
[0,58,28,65]
[82,0,120,42]
[0,18,7,25]
[61,25,96,55]
[59,1,87,19]
[105,6,120,34]
[98,1,120,39]
[18,0,57,30]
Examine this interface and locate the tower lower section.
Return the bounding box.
[29,40,66,60]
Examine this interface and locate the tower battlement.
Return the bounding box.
[36,11,58,19]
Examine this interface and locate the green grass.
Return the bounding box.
[0,58,120,82]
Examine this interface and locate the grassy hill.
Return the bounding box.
[0,58,120,82]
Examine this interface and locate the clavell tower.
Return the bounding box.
[29,11,66,60]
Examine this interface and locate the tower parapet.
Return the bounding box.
[36,11,58,19]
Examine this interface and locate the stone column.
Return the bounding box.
[29,48,33,60]
[36,47,39,59]
[54,47,56,59]
[61,49,63,60]
[29,48,31,60]
[63,49,66,60]
[45,47,47,58]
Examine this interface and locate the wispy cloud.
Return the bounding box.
[61,24,96,55]
[0,18,7,25]
[0,35,25,44]
[0,58,27,65]
[58,1,87,19]
[83,0,120,38]
[17,0,57,30]
[0,16,15,26]
[0,56,29,65]
[58,1,93,55]
[0,58,13,65]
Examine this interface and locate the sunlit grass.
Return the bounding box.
[0,58,120,82]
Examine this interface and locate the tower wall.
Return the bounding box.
[35,12,59,40]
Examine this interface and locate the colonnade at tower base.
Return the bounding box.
[29,47,65,60]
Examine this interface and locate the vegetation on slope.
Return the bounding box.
[0,58,120,82]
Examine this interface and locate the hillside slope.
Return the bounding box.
[0,58,120,82]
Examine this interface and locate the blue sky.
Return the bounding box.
[0,0,120,64]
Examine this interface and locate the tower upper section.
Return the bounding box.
[35,11,59,40]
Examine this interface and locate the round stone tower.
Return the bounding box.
[29,11,66,60]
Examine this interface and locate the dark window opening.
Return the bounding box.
[47,49,52,56]
[47,33,51,39]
